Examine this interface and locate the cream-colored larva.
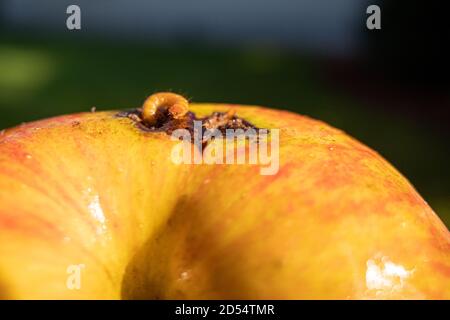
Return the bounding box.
[142,92,189,126]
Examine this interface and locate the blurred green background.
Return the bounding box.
[0,1,449,226]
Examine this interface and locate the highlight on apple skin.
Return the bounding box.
[0,93,449,299]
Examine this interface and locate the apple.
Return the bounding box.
[0,93,448,299]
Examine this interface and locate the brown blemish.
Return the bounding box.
[71,121,81,128]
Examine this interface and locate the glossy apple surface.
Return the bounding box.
[0,104,449,299]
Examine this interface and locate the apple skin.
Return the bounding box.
[0,104,449,299]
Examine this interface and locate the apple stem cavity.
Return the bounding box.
[116,92,259,152]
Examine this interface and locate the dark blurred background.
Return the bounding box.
[0,0,449,226]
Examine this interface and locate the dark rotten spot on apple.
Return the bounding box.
[116,107,259,148]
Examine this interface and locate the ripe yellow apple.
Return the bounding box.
[0,93,448,299]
